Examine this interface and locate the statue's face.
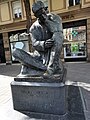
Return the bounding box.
[34,8,47,23]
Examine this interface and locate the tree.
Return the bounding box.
[23,0,32,51]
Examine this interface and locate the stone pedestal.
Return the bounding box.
[11,69,67,120]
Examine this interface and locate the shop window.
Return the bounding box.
[63,26,86,41]
[69,0,80,7]
[9,30,29,62]
[63,25,86,59]
[12,0,22,19]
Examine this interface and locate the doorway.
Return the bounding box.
[0,34,6,63]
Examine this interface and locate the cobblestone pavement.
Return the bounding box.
[0,62,90,120]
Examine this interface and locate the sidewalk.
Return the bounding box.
[0,64,34,120]
[0,62,90,120]
[66,62,90,120]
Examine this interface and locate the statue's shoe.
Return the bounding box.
[43,68,67,83]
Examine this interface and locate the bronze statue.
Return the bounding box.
[13,1,64,77]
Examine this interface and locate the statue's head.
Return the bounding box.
[32,1,47,23]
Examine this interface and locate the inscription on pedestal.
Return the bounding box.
[11,81,66,115]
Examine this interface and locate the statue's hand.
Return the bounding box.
[44,39,54,49]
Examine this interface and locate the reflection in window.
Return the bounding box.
[64,42,86,58]
[69,0,73,6]
[63,26,86,41]
[75,0,80,5]
[69,0,80,6]
[9,31,29,62]
[63,25,86,59]
[9,32,28,42]
[36,0,48,7]
[12,0,22,19]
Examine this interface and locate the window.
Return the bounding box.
[9,30,29,62]
[12,0,22,19]
[63,26,86,41]
[69,0,80,7]
[63,26,86,59]
[36,0,48,7]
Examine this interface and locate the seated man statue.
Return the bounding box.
[13,1,64,77]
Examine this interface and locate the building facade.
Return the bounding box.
[0,0,90,64]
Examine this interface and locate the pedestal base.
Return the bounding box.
[11,70,67,119]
